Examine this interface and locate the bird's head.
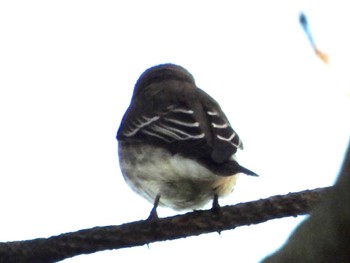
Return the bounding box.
[132,63,196,99]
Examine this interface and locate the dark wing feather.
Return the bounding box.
[195,88,243,163]
[118,83,243,167]
[117,100,212,158]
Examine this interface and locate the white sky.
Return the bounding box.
[0,1,349,262]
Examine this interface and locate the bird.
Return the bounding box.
[117,63,257,217]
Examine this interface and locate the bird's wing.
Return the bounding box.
[117,92,243,163]
[198,90,243,163]
[117,99,211,157]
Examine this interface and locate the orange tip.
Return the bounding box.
[314,48,329,64]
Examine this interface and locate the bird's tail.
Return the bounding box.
[238,165,259,177]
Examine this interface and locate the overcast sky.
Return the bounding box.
[1,1,349,262]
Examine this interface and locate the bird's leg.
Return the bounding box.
[147,194,160,221]
[211,194,221,214]
[212,194,223,234]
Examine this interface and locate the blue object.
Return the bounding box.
[299,12,316,49]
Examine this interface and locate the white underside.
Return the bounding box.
[118,142,238,210]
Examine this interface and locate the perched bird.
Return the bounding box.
[117,64,257,215]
